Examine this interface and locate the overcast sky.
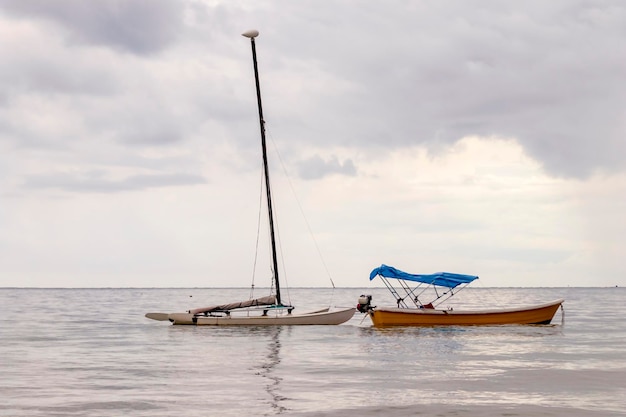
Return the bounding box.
[1,0,625,288]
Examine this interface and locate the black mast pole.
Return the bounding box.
[242,30,282,306]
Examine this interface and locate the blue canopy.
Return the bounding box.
[369,265,478,289]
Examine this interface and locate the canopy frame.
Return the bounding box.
[370,265,478,309]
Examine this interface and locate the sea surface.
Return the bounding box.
[1,287,624,416]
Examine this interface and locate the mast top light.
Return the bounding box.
[242,30,259,38]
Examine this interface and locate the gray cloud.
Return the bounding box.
[1,57,117,98]
[297,155,356,180]
[1,1,625,288]
[0,0,184,55]
[1,0,625,186]
[267,1,626,179]
[23,171,207,193]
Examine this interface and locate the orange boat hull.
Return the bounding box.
[369,299,564,327]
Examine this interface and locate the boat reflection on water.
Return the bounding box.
[256,327,287,413]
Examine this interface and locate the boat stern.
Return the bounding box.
[356,294,373,313]
[167,313,197,325]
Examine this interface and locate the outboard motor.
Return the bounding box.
[357,294,373,313]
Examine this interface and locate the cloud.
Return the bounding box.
[265,1,626,179]
[0,0,184,55]
[296,155,356,180]
[1,1,625,288]
[23,171,207,193]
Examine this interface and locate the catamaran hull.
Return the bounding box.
[155,307,355,326]
[368,299,564,327]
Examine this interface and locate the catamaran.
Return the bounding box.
[357,264,564,327]
[145,30,354,326]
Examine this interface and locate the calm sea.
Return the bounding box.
[1,287,624,416]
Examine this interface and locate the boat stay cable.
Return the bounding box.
[249,168,265,301]
[271,196,293,307]
[265,127,337,291]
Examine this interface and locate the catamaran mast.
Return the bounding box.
[242,30,282,306]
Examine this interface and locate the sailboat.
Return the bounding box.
[145,30,355,326]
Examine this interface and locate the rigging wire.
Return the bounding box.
[265,127,337,290]
[251,162,279,302]
[249,168,265,300]
[258,162,287,304]
[271,201,292,306]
